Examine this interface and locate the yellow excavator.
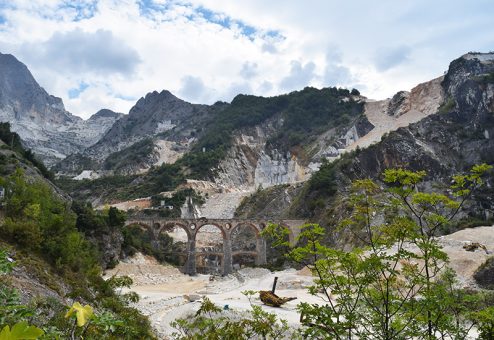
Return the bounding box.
[259,277,296,307]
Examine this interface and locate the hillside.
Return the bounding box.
[56,86,369,207]
[236,52,494,233]
[0,124,156,338]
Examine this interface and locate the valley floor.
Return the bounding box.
[105,225,494,339]
[105,253,318,338]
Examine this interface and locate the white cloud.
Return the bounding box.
[374,46,412,72]
[179,75,210,103]
[20,28,141,75]
[279,61,316,92]
[0,0,493,119]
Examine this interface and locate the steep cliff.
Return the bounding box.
[0,53,122,165]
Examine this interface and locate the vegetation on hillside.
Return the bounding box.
[182,86,363,179]
[55,174,138,202]
[0,168,155,338]
[122,225,181,265]
[56,161,186,203]
[103,138,155,172]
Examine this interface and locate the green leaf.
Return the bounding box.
[0,322,44,340]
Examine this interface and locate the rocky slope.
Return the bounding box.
[0,52,122,165]
[214,75,442,195]
[56,90,218,175]
[57,86,370,182]
[236,52,494,223]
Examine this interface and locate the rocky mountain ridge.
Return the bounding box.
[55,89,219,175]
[3,49,492,225]
[0,52,122,165]
[56,87,371,210]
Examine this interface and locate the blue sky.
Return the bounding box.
[0,0,493,118]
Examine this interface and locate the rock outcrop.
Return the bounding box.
[56,90,218,175]
[0,52,122,165]
[474,257,494,289]
[344,53,494,218]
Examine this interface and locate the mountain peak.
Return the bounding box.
[141,89,180,102]
[88,109,123,121]
[0,52,120,164]
[0,51,71,121]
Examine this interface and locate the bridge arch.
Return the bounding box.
[230,222,261,237]
[123,218,304,276]
[194,222,227,239]
[230,222,265,267]
[157,221,192,241]
[194,223,225,275]
[153,221,193,274]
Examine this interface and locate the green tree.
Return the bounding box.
[264,164,492,339]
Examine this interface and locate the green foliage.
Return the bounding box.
[0,249,14,274]
[89,311,125,335]
[58,161,186,203]
[0,322,44,340]
[71,202,126,235]
[308,158,338,197]
[171,295,297,339]
[267,164,492,339]
[290,149,363,218]
[259,223,293,270]
[0,169,98,273]
[0,170,156,338]
[437,97,456,114]
[122,224,180,265]
[471,306,494,339]
[0,123,23,152]
[0,249,33,329]
[266,87,363,152]
[55,175,138,202]
[60,300,143,339]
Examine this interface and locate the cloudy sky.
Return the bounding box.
[0,0,493,119]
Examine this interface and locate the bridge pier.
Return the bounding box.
[255,237,267,266]
[186,235,196,275]
[222,235,233,275]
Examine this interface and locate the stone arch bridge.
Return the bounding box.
[124,218,305,276]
